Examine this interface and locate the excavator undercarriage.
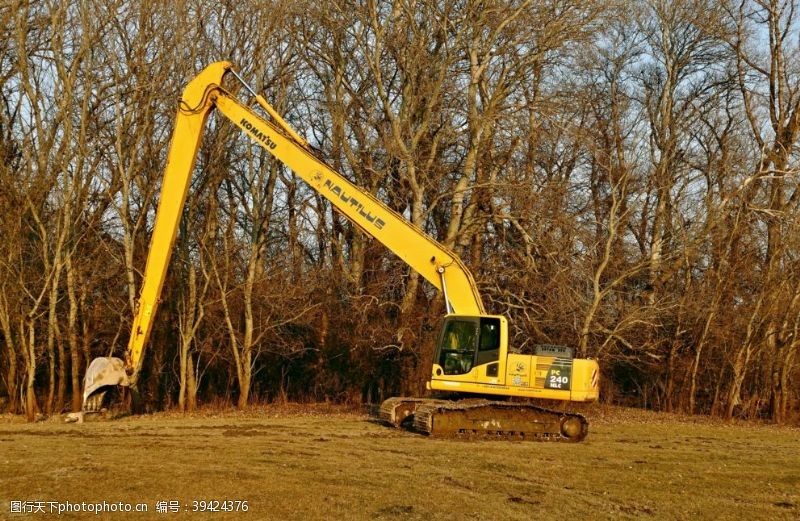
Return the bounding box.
[379,397,588,442]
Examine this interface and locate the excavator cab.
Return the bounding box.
[436,316,501,376]
[429,314,600,404]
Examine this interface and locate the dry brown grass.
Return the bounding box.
[0,404,798,520]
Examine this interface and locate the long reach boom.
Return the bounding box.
[128,61,483,385]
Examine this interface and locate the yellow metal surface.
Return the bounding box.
[213,93,485,315]
[430,349,599,402]
[125,62,231,382]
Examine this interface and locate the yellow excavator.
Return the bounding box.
[80,62,599,441]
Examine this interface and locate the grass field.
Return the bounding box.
[0,404,798,520]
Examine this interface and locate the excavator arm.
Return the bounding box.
[215,80,485,316]
[82,61,485,408]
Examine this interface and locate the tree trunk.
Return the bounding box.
[56,334,66,411]
[22,318,38,422]
[725,346,749,419]
[178,344,188,413]
[79,286,91,369]
[0,299,19,414]
[46,267,63,414]
[65,254,82,411]
[237,352,252,410]
[186,353,197,412]
[178,265,196,413]
[399,181,424,318]
[689,310,715,415]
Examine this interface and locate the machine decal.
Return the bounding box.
[533,356,573,390]
[544,357,573,390]
[508,360,529,387]
[239,118,277,149]
[322,179,386,230]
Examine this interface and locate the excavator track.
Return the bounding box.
[379,396,588,442]
[379,397,449,427]
[412,399,588,442]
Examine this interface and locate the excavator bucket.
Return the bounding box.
[82,357,130,412]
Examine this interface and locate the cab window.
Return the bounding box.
[475,317,500,366]
[437,319,478,375]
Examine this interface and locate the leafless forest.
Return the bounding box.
[1,0,798,423]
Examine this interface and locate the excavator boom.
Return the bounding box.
[139,62,481,379]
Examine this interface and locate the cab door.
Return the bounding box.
[435,317,480,382]
[473,317,501,383]
[432,316,503,386]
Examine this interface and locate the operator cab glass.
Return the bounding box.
[436,316,501,375]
